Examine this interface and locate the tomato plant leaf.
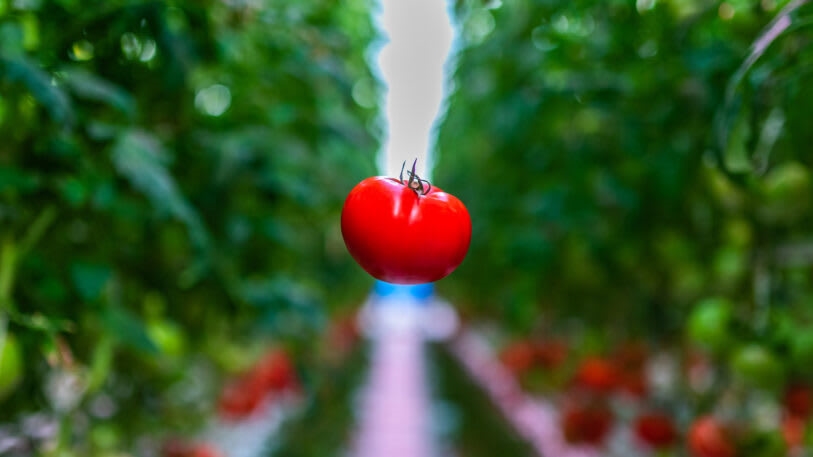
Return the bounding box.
[0,54,74,125]
[110,129,211,253]
[70,263,112,302]
[62,68,136,117]
[100,306,159,355]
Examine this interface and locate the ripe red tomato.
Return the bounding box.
[633,412,678,449]
[250,349,298,393]
[534,339,568,369]
[783,383,813,418]
[560,402,613,445]
[162,440,224,457]
[574,357,619,394]
[190,444,223,457]
[781,415,805,448]
[687,416,736,457]
[499,340,536,376]
[217,376,265,420]
[341,169,471,284]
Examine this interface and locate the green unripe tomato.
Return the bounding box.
[687,297,735,356]
[730,343,785,392]
[759,162,811,223]
[762,162,810,201]
[0,334,23,400]
[147,320,186,358]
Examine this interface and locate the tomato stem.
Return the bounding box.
[399,159,432,195]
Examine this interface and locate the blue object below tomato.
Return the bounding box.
[374,280,434,302]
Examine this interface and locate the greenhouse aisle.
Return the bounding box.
[350,284,436,457]
[346,284,591,457]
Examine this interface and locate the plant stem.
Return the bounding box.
[19,206,57,256]
[0,238,17,311]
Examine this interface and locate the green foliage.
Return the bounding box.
[431,345,536,457]
[435,0,813,342]
[0,0,380,451]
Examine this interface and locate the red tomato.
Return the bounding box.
[781,414,806,448]
[217,376,264,420]
[325,314,360,358]
[687,416,736,457]
[534,339,568,369]
[250,349,298,393]
[341,173,471,284]
[561,402,614,445]
[500,340,536,376]
[634,412,678,449]
[162,440,223,457]
[190,444,224,457]
[574,357,619,394]
[784,383,813,418]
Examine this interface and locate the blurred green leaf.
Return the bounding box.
[70,263,111,301]
[0,54,73,125]
[62,68,136,116]
[100,305,158,355]
[111,129,210,251]
[0,167,40,195]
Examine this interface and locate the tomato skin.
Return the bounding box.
[783,383,813,418]
[341,177,471,284]
[781,415,805,448]
[499,340,536,376]
[560,402,613,445]
[162,440,223,457]
[217,377,264,420]
[250,350,298,393]
[634,412,678,449]
[687,416,736,457]
[574,357,619,394]
[534,339,568,369]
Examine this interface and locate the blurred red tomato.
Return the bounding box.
[162,440,223,457]
[687,416,736,457]
[217,376,265,420]
[618,370,648,398]
[250,349,299,393]
[190,444,223,457]
[217,349,299,421]
[561,402,613,445]
[634,412,678,449]
[781,414,806,449]
[499,340,536,376]
[327,314,360,355]
[574,357,619,394]
[784,383,813,418]
[534,339,568,369]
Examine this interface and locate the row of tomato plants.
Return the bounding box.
[496,297,813,457]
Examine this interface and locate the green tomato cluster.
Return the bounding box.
[0,334,22,401]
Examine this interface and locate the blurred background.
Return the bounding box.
[2,0,813,456]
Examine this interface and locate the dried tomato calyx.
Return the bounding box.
[399,159,432,195]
